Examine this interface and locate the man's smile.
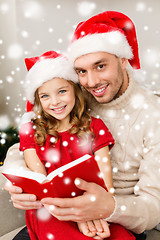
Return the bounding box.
[92,84,109,97]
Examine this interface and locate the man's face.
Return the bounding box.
[74,52,128,104]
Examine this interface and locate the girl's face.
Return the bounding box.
[38,78,75,128]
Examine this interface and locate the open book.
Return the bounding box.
[2,154,107,200]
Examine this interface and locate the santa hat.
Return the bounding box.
[24,51,78,106]
[68,11,140,70]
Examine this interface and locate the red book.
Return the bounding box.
[2,154,107,200]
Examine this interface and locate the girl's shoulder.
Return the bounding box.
[90,116,114,146]
[90,116,105,124]
[90,116,106,128]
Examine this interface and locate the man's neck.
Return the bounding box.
[115,69,129,99]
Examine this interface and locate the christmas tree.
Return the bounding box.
[0,127,19,166]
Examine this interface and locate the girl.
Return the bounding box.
[19,51,135,240]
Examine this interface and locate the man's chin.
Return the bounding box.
[93,95,111,104]
[86,90,112,104]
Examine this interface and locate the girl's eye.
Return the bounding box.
[59,89,66,94]
[41,94,48,99]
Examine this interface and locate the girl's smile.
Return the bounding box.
[50,105,67,113]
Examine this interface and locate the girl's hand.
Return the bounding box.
[94,219,110,239]
[77,221,97,238]
[77,219,110,239]
[4,181,42,210]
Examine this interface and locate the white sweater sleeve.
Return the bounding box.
[108,110,160,233]
[2,143,29,171]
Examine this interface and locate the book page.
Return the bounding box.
[3,154,92,184]
[3,168,47,184]
[47,154,91,181]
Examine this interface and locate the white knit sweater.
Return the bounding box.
[91,71,160,233]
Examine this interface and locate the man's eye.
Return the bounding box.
[59,90,66,94]
[97,64,104,70]
[78,70,86,74]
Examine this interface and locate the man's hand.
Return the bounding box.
[41,178,115,222]
[4,181,42,210]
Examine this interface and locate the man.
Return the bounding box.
[4,11,160,240]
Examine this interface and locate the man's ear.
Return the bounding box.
[120,58,128,69]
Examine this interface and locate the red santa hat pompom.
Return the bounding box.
[24,51,78,106]
[68,11,140,70]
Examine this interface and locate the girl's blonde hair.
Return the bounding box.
[32,80,93,146]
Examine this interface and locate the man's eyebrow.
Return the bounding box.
[94,58,108,65]
[74,58,108,70]
[74,66,83,71]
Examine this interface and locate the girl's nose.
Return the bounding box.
[50,96,60,106]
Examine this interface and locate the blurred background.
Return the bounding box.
[0,0,160,163]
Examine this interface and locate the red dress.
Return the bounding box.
[19,117,135,240]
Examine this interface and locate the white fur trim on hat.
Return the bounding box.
[24,57,78,104]
[68,31,133,64]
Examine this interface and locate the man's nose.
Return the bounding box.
[87,71,99,88]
